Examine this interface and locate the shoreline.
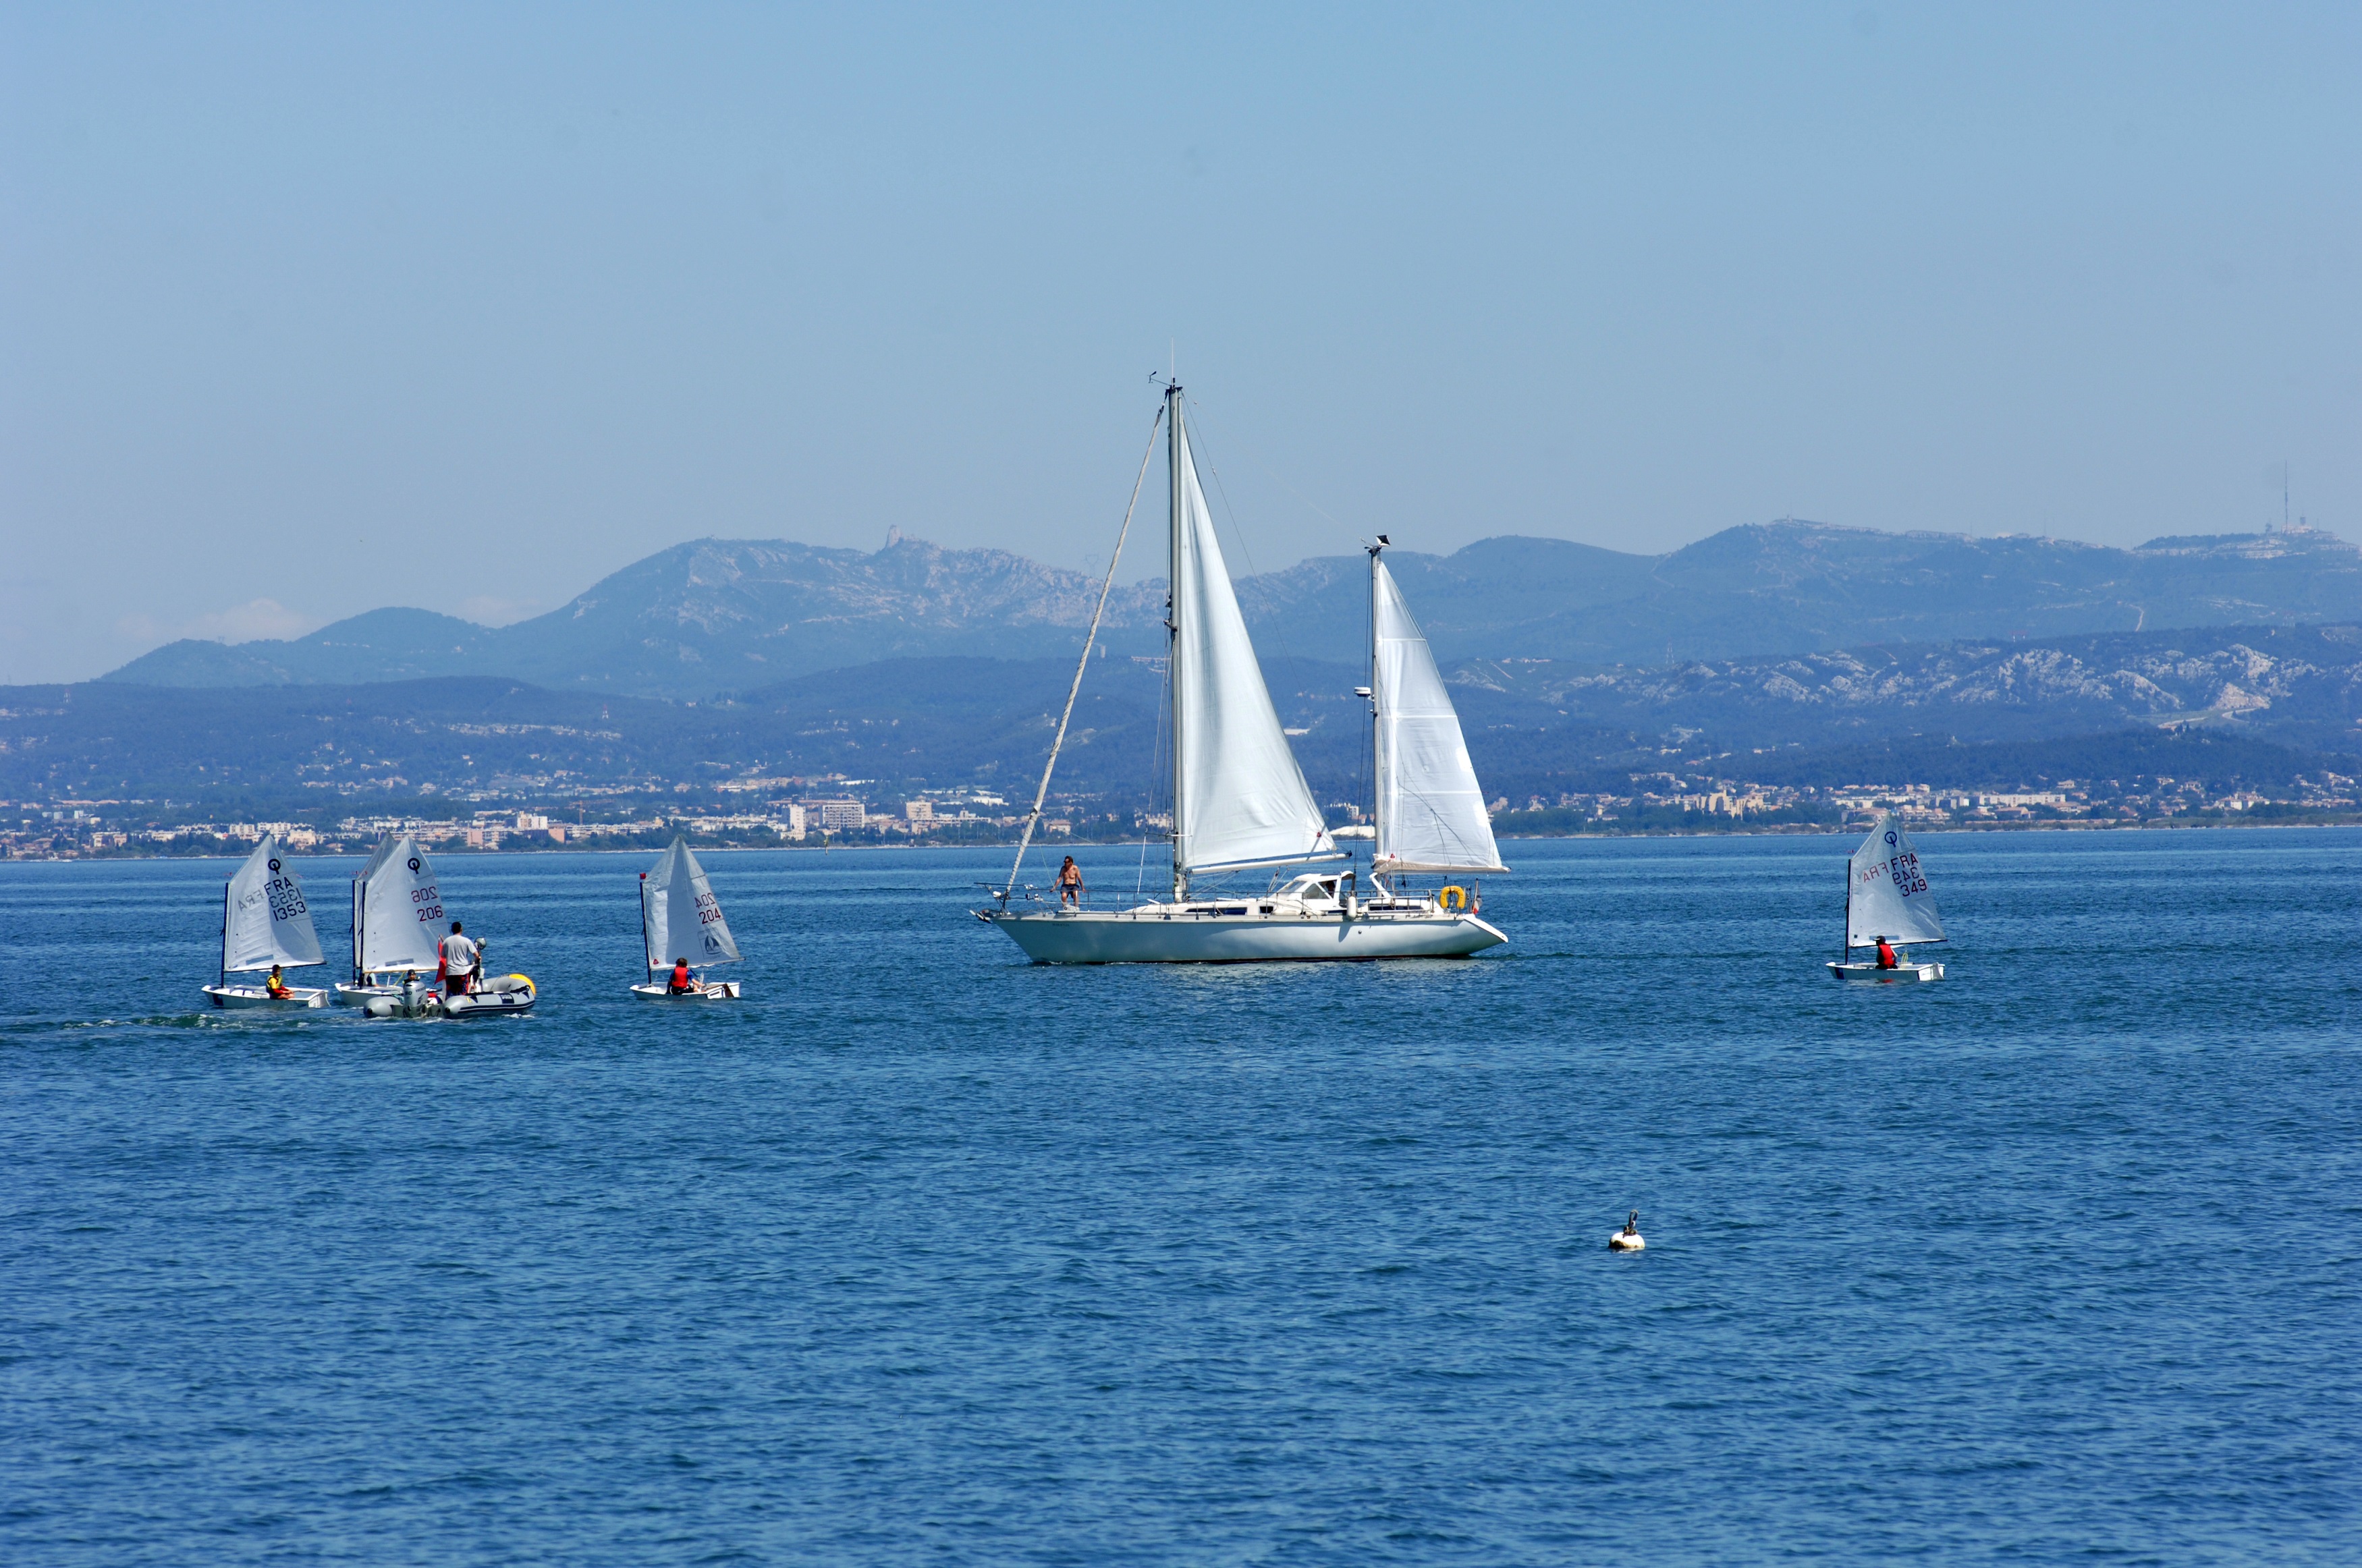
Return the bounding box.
[11,814,2362,862]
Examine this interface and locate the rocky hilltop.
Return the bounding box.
[103,520,2362,700]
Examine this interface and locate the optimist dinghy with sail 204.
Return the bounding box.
[1828,812,1948,982]
[977,381,1507,963]
[631,837,743,998]
[201,836,331,1007]
[334,833,445,1007]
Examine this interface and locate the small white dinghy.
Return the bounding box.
[1828,812,1949,982]
[201,836,331,1008]
[630,836,744,999]
[334,833,446,1007]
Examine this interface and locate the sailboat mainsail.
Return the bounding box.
[1169,403,1337,889]
[641,837,741,972]
[223,835,325,972]
[1845,812,1946,947]
[1370,553,1506,875]
[353,834,444,978]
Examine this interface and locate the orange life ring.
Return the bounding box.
[1439,885,1468,911]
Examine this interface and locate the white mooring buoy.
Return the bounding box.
[1608,1210,1645,1252]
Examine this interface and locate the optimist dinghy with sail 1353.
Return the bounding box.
[1828,812,1948,982]
[201,836,331,1007]
[977,381,1506,963]
[630,837,743,998]
[335,833,445,1007]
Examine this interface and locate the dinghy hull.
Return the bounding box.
[630,981,742,999]
[1827,960,1945,984]
[982,907,1505,964]
[203,984,329,1009]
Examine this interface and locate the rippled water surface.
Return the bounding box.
[3,830,2358,1565]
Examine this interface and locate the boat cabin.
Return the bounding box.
[1275,874,1344,904]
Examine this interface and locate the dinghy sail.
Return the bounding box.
[977,380,1506,963]
[1829,812,1948,982]
[1369,544,1507,878]
[337,834,445,1002]
[202,835,330,1007]
[634,836,743,998]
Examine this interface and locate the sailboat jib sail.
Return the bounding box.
[1371,556,1507,875]
[223,835,325,972]
[1846,813,1946,947]
[1170,410,1338,878]
[642,837,741,970]
[358,835,445,976]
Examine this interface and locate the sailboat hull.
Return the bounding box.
[981,907,1506,964]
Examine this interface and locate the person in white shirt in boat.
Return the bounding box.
[1875,936,1900,970]
[439,922,478,997]
[1057,856,1084,907]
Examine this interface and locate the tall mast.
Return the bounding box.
[1167,379,1186,903]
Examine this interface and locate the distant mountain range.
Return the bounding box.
[21,621,2359,812]
[102,521,2362,700]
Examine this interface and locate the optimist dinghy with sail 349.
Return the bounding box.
[631,837,743,998]
[1828,812,1948,982]
[977,381,1507,963]
[201,836,331,1007]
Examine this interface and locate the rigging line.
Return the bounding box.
[1004,399,1166,899]
[1179,395,1350,536]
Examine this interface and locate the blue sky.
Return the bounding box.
[3,3,2356,683]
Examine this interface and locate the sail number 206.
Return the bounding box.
[412,885,445,923]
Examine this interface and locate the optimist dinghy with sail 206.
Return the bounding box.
[1828,812,1948,982]
[201,836,330,1007]
[632,837,744,998]
[335,833,445,1006]
[977,381,1506,963]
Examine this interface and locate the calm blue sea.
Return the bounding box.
[2,829,2357,1565]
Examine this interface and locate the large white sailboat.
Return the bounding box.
[335,833,445,1005]
[1828,811,1948,982]
[978,381,1507,963]
[201,836,331,1007]
[632,836,744,999]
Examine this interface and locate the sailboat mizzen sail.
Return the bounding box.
[977,380,1506,963]
[1369,543,1506,877]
